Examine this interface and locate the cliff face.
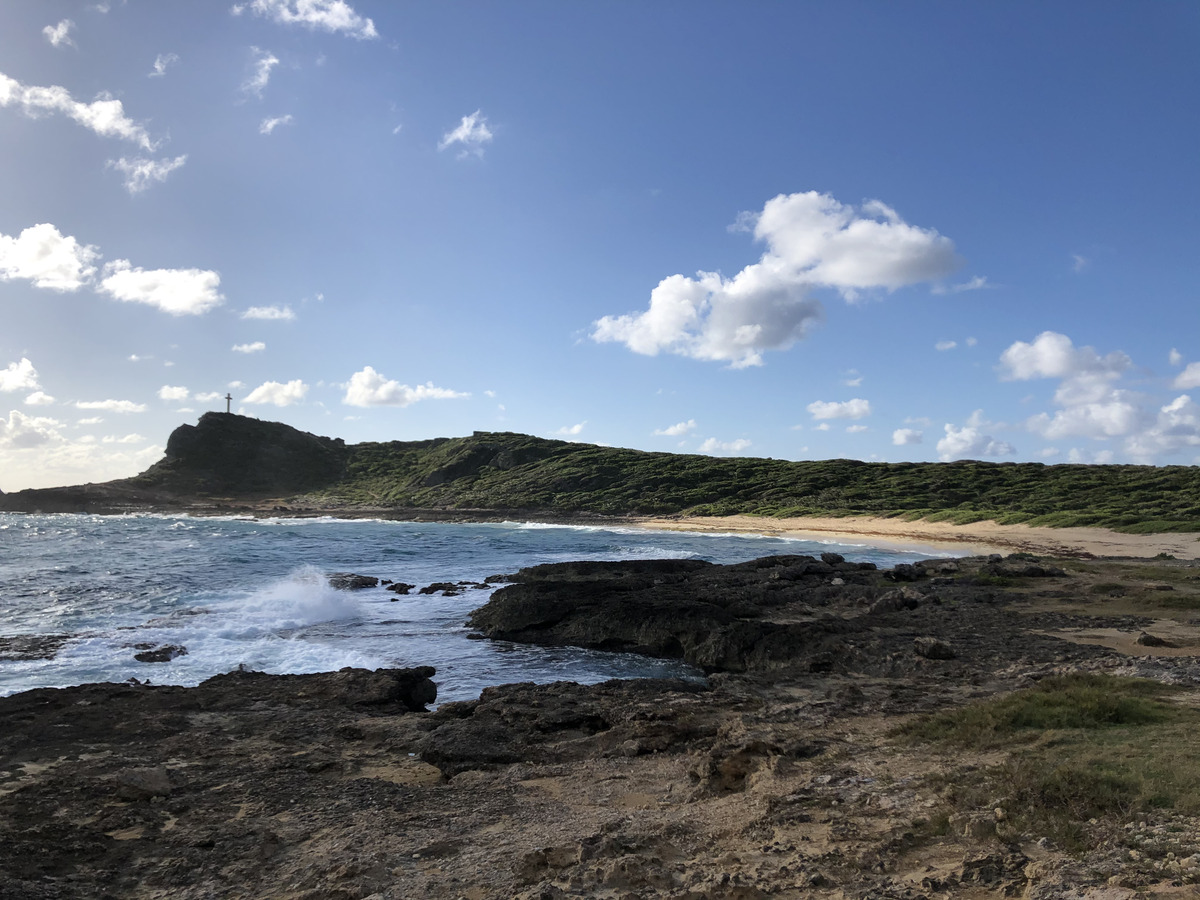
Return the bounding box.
[135,412,349,496]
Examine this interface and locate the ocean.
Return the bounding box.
[0,513,958,703]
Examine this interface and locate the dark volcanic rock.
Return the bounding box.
[328,572,379,590]
[141,412,349,496]
[133,643,188,663]
[468,555,878,672]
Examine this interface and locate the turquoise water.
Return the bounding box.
[0,513,954,702]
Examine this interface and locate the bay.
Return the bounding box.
[0,513,956,702]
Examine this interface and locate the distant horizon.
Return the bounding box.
[2,1,1198,490]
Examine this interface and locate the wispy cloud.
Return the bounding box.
[43,19,76,48]
[698,437,751,455]
[242,304,295,321]
[233,341,266,353]
[149,52,179,77]
[439,110,493,158]
[240,0,378,39]
[75,399,147,413]
[242,47,279,97]
[0,71,157,150]
[259,114,293,135]
[107,155,187,193]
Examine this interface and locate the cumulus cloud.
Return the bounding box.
[243,0,378,39]
[242,304,295,320]
[259,114,293,134]
[556,422,586,436]
[342,367,468,407]
[25,391,55,406]
[935,340,957,351]
[654,419,696,437]
[243,47,279,97]
[1173,363,1200,390]
[1169,348,1183,367]
[699,437,752,455]
[439,110,493,158]
[807,398,871,420]
[43,19,76,48]
[97,260,223,315]
[0,409,63,449]
[244,379,308,406]
[936,423,1015,461]
[0,358,40,392]
[108,155,187,193]
[149,52,179,77]
[195,391,224,403]
[1000,331,1147,441]
[75,399,146,413]
[233,341,266,353]
[0,71,157,150]
[157,385,189,401]
[0,223,99,291]
[892,428,923,446]
[1124,395,1200,461]
[592,191,960,368]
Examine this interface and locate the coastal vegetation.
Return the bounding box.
[5,413,1200,532]
[899,674,1200,850]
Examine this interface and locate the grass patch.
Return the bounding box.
[900,675,1200,851]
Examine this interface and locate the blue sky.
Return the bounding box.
[1,0,1198,490]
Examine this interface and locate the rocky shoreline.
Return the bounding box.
[3,552,1200,898]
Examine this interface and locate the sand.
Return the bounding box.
[633,514,1200,560]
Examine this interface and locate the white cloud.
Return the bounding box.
[1173,362,1200,390]
[807,398,871,420]
[342,367,469,407]
[556,422,586,436]
[149,53,179,77]
[43,19,76,48]
[242,304,295,320]
[936,423,1015,461]
[592,191,959,368]
[103,433,145,444]
[244,379,308,406]
[195,391,224,403]
[158,385,189,401]
[966,336,978,347]
[233,341,266,353]
[438,110,493,158]
[75,399,146,413]
[843,369,863,387]
[259,114,293,134]
[0,71,157,150]
[1000,331,1149,442]
[0,409,63,449]
[699,437,751,455]
[892,428,923,446]
[935,340,957,351]
[0,223,99,291]
[1169,348,1183,367]
[846,424,868,433]
[0,358,40,392]
[244,0,378,39]
[108,155,187,193]
[1124,395,1200,461]
[815,423,830,431]
[1072,254,1089,273]
[25,391,55,406]
[243,47,279,97]
[97,260,223,315]
[654,419,696,437]
[77,416,103,425]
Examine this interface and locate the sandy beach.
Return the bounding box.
[635,514,1200,560]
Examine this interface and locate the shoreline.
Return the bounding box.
[4,502,1198,560]
[632,513,1200,560]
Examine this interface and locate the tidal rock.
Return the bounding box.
[914,637,957,660]
[133,644,188,663]
[328,573,379,590]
